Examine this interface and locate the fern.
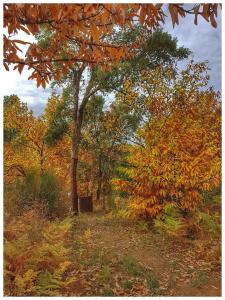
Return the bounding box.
[4,210,75,296]
[154,203,184,236]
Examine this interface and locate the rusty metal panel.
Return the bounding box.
[79,196,93,212]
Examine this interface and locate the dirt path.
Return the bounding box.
[70,213,221,296]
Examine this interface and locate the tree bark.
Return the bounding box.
[96,154,102,203]
[71,141,79,214]
[40,143,44,175]
[96,179,102,203]
[70,67,99,214]
[71,68,83,214]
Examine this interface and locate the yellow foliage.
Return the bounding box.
[115,63,221,219]
[4,210,76,296]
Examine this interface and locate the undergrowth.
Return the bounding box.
[4,210,75,296]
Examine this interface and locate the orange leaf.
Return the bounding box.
[139,7,146,25]
[4,62,9,71]
[13,39,30,45]
[18,63,24,74]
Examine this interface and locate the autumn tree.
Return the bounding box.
[43,95,72,187]
[40,28,190,212]
[79,94,140,208]
[4,95,43,181]
[115,62,221,219]
[3,3,220,214]
[4,3,220,81]
[4,94,68,182]
[3,95,65,179]
[4,94,73,217]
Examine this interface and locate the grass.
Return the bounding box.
[190,270,209,287]
[136,220,149,232]
[88,250,101,265]
[147,273,160,290]
[102,288,114,296]
[99,265,111,283]
[123,280,133,290]
[121,255,144,276]
[67,213,220,296]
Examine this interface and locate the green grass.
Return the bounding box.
[123,280,133,290]
[88,250,101,265]
[147,274,160,290]
[99,265,111,283]
[121,255,144,276]
[102,288,115,296]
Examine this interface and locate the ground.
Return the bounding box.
[68,212,221,297]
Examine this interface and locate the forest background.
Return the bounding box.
[2,3,223,297]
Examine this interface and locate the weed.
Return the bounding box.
[147,274,160,290]
[190,270,208,287]
[99,265,111,283]
[88,250,100,265]
[136,220,149,232]
[121,255,144,276]
[123,280,133,290]
[102,287,114,296]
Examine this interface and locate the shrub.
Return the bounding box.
[115,65,221,219]
[39,171,62,218]
[4,169,68,219]
[4,169,39,215]
[184,193,221,239]
[4,210,75,296]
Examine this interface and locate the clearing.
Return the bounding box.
[68,212,221,296]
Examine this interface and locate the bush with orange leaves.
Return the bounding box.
[114,62,221,220]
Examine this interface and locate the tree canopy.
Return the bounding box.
[4,3,220,87]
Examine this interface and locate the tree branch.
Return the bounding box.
[4,57,112,66]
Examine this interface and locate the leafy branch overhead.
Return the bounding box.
[4,3,220,87]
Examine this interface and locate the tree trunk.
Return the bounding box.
[71,135,79,214]
[40,144,44,175]
[70,68,83,214]
[70,66,98,214]
[96,155,102,203]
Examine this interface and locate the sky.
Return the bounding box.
[3,7,221,116]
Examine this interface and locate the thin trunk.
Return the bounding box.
[96,178,102,203]
[71,109,83,214]
[71,140,79,213]
[40,144,44,175]
[102,186,106,211]
[70,67,99,214]
[71,68,83,214]
[96,155,102,203]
